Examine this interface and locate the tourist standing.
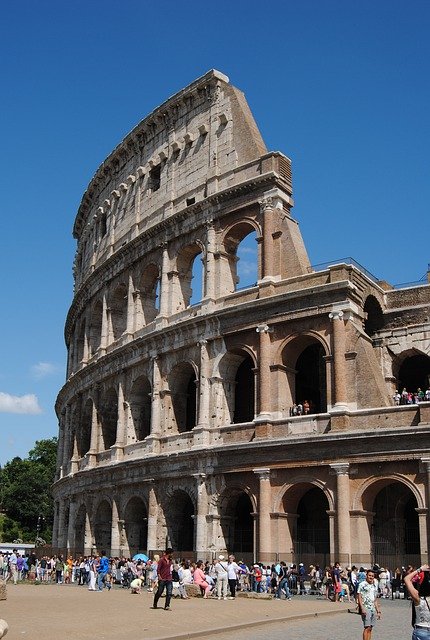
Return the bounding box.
[404,564,430,640]
[215,555,228,600]
[152,548,173,611]
[97,551,109,591]
[227,555,240,599]
[357,569,382,640]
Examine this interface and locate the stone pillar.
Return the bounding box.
[194,340,211,447]
[204,221,216,302]
[327,510,336,565]
[259,197,275,280]
[87,398,99,467]
[147,483,158,553]
[422,458,430,555]
[147,356,162,454]
[112,379,126,461]
[194,473,208,557]
[110,499,120,557]
[57,501,67,552]
[67,500,77,554]
[159,243,170,318]
[126,273,135,336]
[256,324,272,420]
[52,501,60,548]
[330,463,351,565]
[100,293,109,354]
[254,468,272,563]
[416,508,429,564]
[329,310,348,410]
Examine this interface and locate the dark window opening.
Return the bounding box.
[149,165,161,192]
[186,197,195,206]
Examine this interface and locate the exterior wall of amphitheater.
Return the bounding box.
[53,70,430,568]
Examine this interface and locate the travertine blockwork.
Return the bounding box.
[54,70,430,567]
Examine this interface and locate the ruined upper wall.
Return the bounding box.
[73,70,268,241]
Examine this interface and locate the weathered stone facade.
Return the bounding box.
[54,70,430,568]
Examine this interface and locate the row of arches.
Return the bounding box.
[65,342,430,461]
[71,225,259,374]
[65,478,421,570]
[67,338,330,460]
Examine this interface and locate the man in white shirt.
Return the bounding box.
[227,555,240,599]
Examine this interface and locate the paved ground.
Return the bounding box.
[0,585,412,640]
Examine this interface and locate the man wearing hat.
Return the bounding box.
[214,554,228,600]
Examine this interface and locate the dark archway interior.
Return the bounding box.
[233,493,253,553]
[166,492,194,553]
[372,484,420,568]
[364,296,384,336]
[398,354,430,393]
[295,487,330,561]
[295,344,326,413]
[124,498,148,554]
[233,355,254,423]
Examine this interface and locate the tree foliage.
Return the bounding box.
[0,437,58,543]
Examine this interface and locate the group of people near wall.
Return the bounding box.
[393,387,430,405]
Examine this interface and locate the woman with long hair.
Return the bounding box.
[404,564,430,639]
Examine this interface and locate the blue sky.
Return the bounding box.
[1,0,429,465]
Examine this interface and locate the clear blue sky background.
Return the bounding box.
[1,0,429,466]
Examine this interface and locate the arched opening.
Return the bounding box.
[234,355,255,423]
[110,283,128,340]
[169,363,197,433]
[397,353,430,396]
[94,501,112,554]
[281,336,328,414]
[89,300,103,356]
[79,399,93,457]
[295,343,327,413]
[138,264,160,325]
[294,487,330,567]
[364,295,384,336]
[100,388,117,450]
[222,222,259,295]
[219,490,254,562]
[371,482,420,569]
[129,376,152,442]
[165,491,194,554]
[176,243,203,309]
[124,497,148,556]
[236,230,258,290]
[74,505,87,556]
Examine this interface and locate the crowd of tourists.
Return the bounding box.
[393,387,430,405]
[0,548,421,602]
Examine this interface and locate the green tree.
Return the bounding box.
[0,437,58,542]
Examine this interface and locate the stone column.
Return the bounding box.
[421,458,430,555]
[110,499,120,557]
[84,510,93,556]
[193,473,208,557]
[87,397,99,467]
[204,221,216,302]
[67,500,77,555]
[100,293,109,354]
[194,340,211,447]
[260,197,274,280]
[254,468,272,563]
[256,324,272,420]
[330,463,351,565]
[159,243,170,318]
[57,500,67,552]
[52,501,60,548]
[126,273,135,336]
[147,483,158,553]
[147,356,162,454]
[416,508,429,564]
[112,379,126,461]
[329,310,348,410]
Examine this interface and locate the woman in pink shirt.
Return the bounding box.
[193,560,211,598]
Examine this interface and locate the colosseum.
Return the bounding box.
[53,69,430,569]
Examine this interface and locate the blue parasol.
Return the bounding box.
[133,553,149,562]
